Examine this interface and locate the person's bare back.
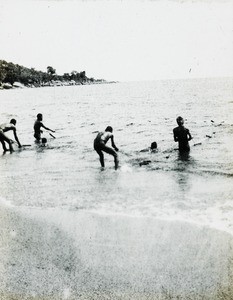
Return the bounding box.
[173,116,192,152]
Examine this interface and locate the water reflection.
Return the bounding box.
[178,151,190,162]
[174,151,195,194]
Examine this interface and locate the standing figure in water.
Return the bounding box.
[173,116,192,152]
[94,126,119,170]
[0,119,21,152]
[34,113,55,142]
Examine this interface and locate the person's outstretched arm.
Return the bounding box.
[173,129,178,142]
[111,136,118,151]
[13,128,21,147]
[41,124,55,133]
[187,130,192,141]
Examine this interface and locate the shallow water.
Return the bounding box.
[0,78,233,234]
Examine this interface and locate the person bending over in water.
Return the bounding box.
[94,126,119,170]
[173,116,192,152]
[0,119,21,152]
[34,113,55,142]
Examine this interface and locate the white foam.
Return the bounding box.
[0,196,14,207]
[63,287,71,299]
[120,164,133,173]
[10,230,17,238]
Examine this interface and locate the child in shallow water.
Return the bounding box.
[34,113,55,142]
[173,116,192,152]
[94,126,119,170]
[140,141,157,153]
[0,119,21,152]
[139,141,158,166]
[41,138,47,147]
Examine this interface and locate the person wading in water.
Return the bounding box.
[0,119,21,152]
[34,113,55,142]
[94,126,119,170]
[173,116,192,152]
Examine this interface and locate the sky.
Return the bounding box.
[0,0,233,82]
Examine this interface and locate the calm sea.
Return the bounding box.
[0,77,233,235]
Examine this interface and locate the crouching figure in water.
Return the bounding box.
[94,126,119,170]
[0,119,21,152]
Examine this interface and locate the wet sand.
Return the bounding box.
[0,206,233,300]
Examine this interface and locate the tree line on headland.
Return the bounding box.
[0,60,111,89]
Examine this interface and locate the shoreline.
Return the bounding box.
[0,205,233,299]
[0,80,117,90]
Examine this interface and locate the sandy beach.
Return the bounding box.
[0,206,232,300]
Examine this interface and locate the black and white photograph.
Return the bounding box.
[0,0,233,299]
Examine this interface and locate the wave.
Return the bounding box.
[197,169,233,178]
[125,156,233,178]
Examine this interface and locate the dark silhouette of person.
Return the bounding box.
[173,116,192,152]
[0,119,21,152]
[34,113,55,142]
[94,126,119,170]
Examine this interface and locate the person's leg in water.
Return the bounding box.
[0,132,13,152]
[102,144,119,170]
[0,139,7,152]
[94,147,105,168]
[34,133,41,143]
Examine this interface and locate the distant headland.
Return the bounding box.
[0,60,116,89]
